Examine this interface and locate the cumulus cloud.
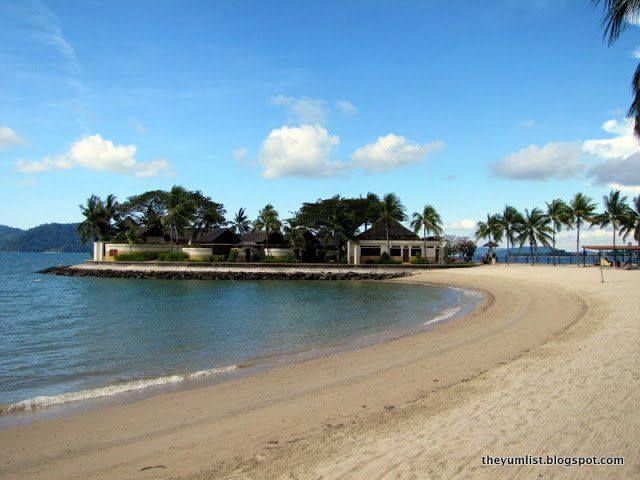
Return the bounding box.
[582,119,640,160]
[351,134,444,173]
[16,134,173,177]
[589,151,640,187]
[259,124,344,178]
[491,143,585,180]
[445,219,477,231]
[271,95,329,125]
[583,119,640,187]
[0,127,27,149]
[336,100,358,115]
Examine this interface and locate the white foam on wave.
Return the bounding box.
[423,306,463,326]
[1,364,237,414]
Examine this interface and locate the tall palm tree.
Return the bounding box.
[410,204,443,258]
[284,220,306,260]
[254,204,282,255]
[475,213,503,261]
[498,205,524,265]
[161,185,196,252]
[516,208,553,266]
[77,194,119,245]
[545,199,573,266]
[376,193,407,253]
[595,0,640,137]
[363,192,381,230]
[232,208,251,235]
[620,195,640,245]
[592,190,632,264]
[567,192,597,266]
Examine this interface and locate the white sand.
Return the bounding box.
[0,265,638,479]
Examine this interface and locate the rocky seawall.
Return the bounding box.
[39,265,413,281]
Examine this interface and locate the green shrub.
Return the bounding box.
[252,250,265,262]
[227,248,239,262]
[211,255,226,262]
[114,252,160,261]
[158,252,189,262]
[410,257,433,264]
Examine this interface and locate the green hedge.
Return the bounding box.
[158,252,189,262]
[114,252,160,261]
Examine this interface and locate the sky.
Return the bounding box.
[1,0,640,251]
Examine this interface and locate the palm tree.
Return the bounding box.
[498,205,524,265]
[254,204,282,255]
[592,190,632,264]
[545,199,573,266]
[161,185,196,252]
[363,192,381,230]
[77,194,119,245]
[475,213,503,244]
[567,193,597,266]
[284,220,306,260]
[516,208,553,265]
[125,224,142,254]
[232,208,251,235]
[595,0,640,137]
[411,205,443,258]
[620,195,640,245]
[376,193,407,253]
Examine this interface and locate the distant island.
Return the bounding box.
[0,223,90,252]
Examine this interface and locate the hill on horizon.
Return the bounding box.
[0,223,91,252]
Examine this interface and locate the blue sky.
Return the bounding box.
[1,0,640,250]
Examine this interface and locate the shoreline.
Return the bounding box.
[1,265,638,479]
[0,277,482,428]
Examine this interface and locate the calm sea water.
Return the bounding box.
[0,252,480,423]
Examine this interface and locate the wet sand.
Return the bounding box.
[0,265,638,479]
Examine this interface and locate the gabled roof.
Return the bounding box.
[241,230,286,245]
[193,228,241,244]
[355,220,419,241]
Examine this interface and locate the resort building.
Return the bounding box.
[346,221,447,265]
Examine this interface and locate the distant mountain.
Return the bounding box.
[0,223,91,252]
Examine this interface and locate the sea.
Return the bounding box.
[0,252,481,427]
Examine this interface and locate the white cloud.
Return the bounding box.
[582,119,640,160]
[336,100,358,115]
[259,124,344,178]
[521,119,536,128]
[491,143,585,180]
[0,127,27,149]
[632,47,640,59]
[351,134,444,172]
[589,151,640,187]
[583,119,640,187]
[232,147,249,162]
[16,134,173,177]
[271,95,329,125]
[29,4,81,74]
[608,182,640,193]
[445,219,477,230]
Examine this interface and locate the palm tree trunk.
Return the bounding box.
[423,226,427,260]
[386,221,390,254]
[576,223,580,267]
[530,243,534,266]
[552,222,557,266]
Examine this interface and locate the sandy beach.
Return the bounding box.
[1,264,638,479]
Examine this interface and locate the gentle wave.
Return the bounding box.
[424,306,463,326]
[1,365,237,414]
